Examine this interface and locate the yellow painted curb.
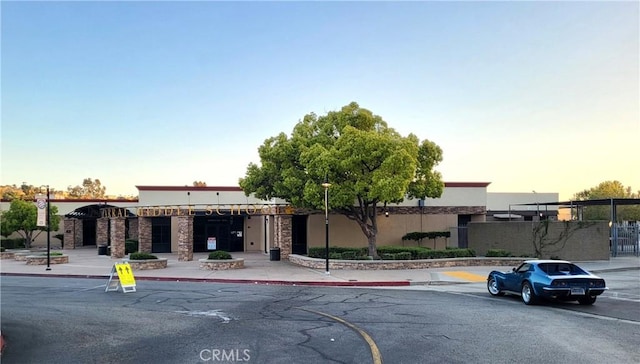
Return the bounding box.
[441,271,486,282]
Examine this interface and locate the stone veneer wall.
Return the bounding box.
[274,215,292,259]
[128,218,139,240]
[138,217,152,253]
[74,219,83,248]
[110,218,126,258]
[127,258,168,270]
[96,218,109,247]
[177,216,194,261]
[288,254,526,270]
[63,219,77,249]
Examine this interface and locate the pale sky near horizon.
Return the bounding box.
[1,1,638,201]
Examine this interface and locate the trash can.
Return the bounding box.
[269,247,281,261]
[98,245,108,255]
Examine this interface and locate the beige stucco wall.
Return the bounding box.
[306,213,458,250]
[468,221,610,260]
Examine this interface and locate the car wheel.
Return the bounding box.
[521,282,538,305]
[578,296,597,305]
[487,277,504,296]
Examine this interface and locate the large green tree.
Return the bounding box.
[572,180,640,221]
[1,199,60,248]
[239,102,444,257]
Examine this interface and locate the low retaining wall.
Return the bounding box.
[125,258,168,270]
[288,254,528,270]
[26,255,69,265]
[199,258,244,270]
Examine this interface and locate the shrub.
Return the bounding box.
[340,251,357,260]
[308,247,366,259]
[129,252,158,260]
[395,252,412,260]
[377,246,430,259]
[486,249,512,257]
[0,247,5,252]
[125,240,139,254]
[1,238,26,249]
[39,251,63,256]
[381,253,396,260]
[208,251,232,260]
[329,252,343,259]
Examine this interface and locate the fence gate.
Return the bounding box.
[611,222,640,257]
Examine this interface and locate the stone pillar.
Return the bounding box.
[128,218,139,240]
[138,217,152,253]
[74,219,83,248]
[177,216,194,261]
[274,215,292,259]
[63,219,76,249]
[110,218,126,259]
[96,218,109,249]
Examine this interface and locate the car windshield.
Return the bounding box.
[538,263,587,275]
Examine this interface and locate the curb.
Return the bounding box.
[0,272,412,287]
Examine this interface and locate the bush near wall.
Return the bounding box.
[485,249,512,257]
[129,252,158,260]
[1,238,26,249]
[307,246,475,260]
[125,239,139,254]
[208,251,232,260]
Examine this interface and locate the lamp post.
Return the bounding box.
[36,186,52,271]
[321,176,331,275]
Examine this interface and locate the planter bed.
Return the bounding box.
[288,255,529,270]
[1,250,29,260]
[25,254,69,265]
[199,258,244,270]
[125,258,168,270]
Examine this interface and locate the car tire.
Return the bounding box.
[487,277,504,296]
[521,282,538,305]
[578,296,597,305]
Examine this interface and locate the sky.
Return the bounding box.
[1,0,638,200]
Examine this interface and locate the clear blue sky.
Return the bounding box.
[2,1,638,200]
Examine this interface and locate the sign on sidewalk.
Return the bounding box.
[105,262,137,293]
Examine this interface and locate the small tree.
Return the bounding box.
[531,220,595,259]
[0,199,60,249]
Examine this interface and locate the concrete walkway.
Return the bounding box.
[1,247,638,287]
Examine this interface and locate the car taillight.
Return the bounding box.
[552,280,567,287]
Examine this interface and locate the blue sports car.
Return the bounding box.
[487,260,608,305]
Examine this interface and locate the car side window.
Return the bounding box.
[516,263,531,273]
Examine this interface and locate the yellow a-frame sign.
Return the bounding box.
[105,262,137,293]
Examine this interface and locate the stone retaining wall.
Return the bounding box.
[288,254,527,270]
[26,255,69,265]
[125,258,168,270]
[199,258,244,270]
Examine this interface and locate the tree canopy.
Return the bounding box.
[239,102,444,257]
[1,199,60,248]
[572,180,640,221]
[67,178,106,199]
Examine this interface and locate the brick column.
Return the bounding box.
[110,218,126,259]
[74,220,83,248]
[177,216,193,261]
[128,218,139,240]
[274,215,292,259]
[138,217,152,253]
[96,218,109,250]
[63,219,76,249]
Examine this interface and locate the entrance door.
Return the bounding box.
[152,217,172,253]
[291,215,308,255]
[83,219,96,246]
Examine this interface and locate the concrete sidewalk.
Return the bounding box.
[1,247,638,287]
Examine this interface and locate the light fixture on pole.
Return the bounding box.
[321,175,331,275]
[36,186,51,271]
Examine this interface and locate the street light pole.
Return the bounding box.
[45,186,51,271]
[322,176,331,275]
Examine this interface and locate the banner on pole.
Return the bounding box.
[35,194,47,227]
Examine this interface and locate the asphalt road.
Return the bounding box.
[1,275,639,364]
